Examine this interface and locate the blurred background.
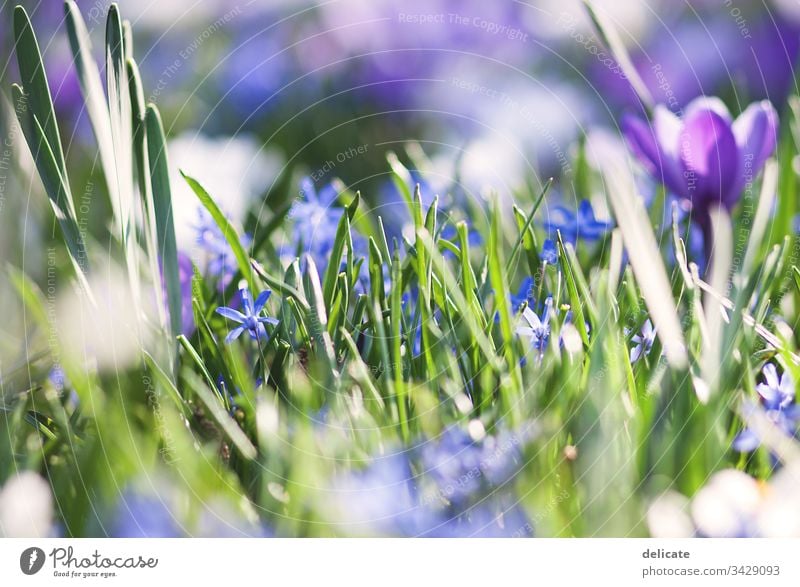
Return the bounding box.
[0,0,798,362]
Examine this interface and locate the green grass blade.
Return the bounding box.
[181,171,254,290]
[582,0,654,111]
[146,104,182,339]
[183,371,257,461]
[13,5,68,179]
[64,0,119,218]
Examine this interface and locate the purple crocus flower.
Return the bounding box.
[733,363,800,453]
[622,97,778,246]
[216,287,279,343]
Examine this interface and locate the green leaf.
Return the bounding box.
[13,6,67,179]
[146,104,182,340]
[507,178,551,274]
[105,3,135,241]
[488,197,522,411]
[64,0,118,217]
[322,212,351,307]
[143,352,190,419]
[183,371,257,461]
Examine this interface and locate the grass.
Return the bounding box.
[1,2,799,537]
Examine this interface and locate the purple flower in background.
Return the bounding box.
[542,201,611,244]
[622,97,778,228]
[630,319,656,363]
[216,287,278,343]
[733,363,800,453]
[177,252,196,336]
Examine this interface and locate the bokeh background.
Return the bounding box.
[0,0,798,537]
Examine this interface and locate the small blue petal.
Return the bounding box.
[732,428,761,452]
[225,326,246,343]
[216,307,246,323]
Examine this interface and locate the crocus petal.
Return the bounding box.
[622,115,680,194]
[253,290,272,313]
[733,100,779,165]
[679,107,739,210]
[652,106,687,195]
[732,428,761,452]
[225,326,246,343]
[215,307,246,323]
[684,96,733,122]
[732,100,778,198]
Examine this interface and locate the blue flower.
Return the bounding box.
[509,277,536,312]
[330,453,432,536]
[431,498,533,538]
[733,363,800,453]
[540,238,558,265]
[330,425,533,537]
[112,490,182,538]
[48,366,68,391]
[418,426,523,507]
[516,297,553,352]
[630,319,656,363]
[289,178,343,261]
[193,209,252,289]
[216,287,279,343]
[543,200,611,243]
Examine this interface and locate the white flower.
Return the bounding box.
[57,264,156,371]
[0,472,53,537]
[168,132,284,261]
[647,466,800,538]
[646,491,694,538]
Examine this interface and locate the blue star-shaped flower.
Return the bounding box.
[216,287,279,343]
[733,363,800,453]
[516,297,553,352]
[543,200,611,243]
[630,319,656,363]
[540,238,558,265]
